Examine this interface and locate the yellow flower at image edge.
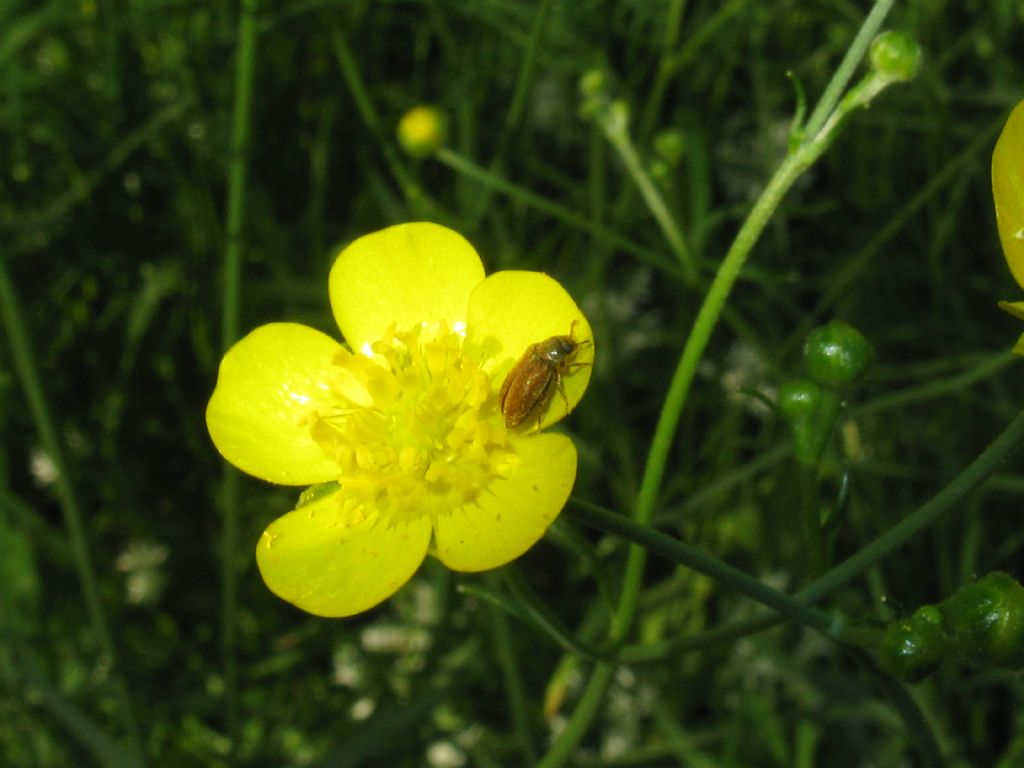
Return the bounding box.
[206,222,594,617]
[993,99,1024,354]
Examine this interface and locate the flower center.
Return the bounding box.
[310,323,515,522]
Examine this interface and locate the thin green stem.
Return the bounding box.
[327,13,426,209]
[802,0,894,139]
[793,385,843,575]
[436,147,681,276]
[616,133,824,640]
[812,117,1002,319]
[623,0,897,631]
[539,4,900,762]
[802,409,1024,602]
[853,351,1015,416]
[534,400,1020,766]
[850,647,945,767]
[461,582,607,662]
[651,698,719,768]
[799,467,824,577]
[639,0,688,138]
[502,567,616,662]
[499,0,552,143]
[535,664,615,768]
[466,0,554,226]
[18,655,144,768]
[663,0,748,74]
[599,112,695,282]
[219,0,259,753]
[16,99,190,237]
[487,595,537,767]
[0,257,145,766]
[617,409,1024,662]
[567,502,841,639]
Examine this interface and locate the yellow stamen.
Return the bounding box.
[310,323,515,522]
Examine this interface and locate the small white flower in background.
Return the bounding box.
[426,740,466,768]
[29,447,59,487]
[123,171,141,195]
[350,697,375,721]
[360,624,433,655]
[115,541,168,605]
[330,644,364,688]
[453,725,483,751]
[587,268,663,359]
[601,666,655,762]
[411,581,442,626]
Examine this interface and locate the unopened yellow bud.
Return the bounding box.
[397,106,446,158]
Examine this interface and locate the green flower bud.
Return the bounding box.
[877,606,947,683]
[605,100,630,136]
[653,129,687,168]
[803,320,874,390]
[579,69,607,100]
[940,571,1024,669]
[579,70,608,120]
[778,379,838,467]
[778,379,821,422]
[869,31,922,84]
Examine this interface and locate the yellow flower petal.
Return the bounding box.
[467,271,594,430]
[433,433,577,571]
[256,486,433,617]
[328,222,485,350]
[998,300,1024,321]
[206,323,342,485]
[993,100,1024,289]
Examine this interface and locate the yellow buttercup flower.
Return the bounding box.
[206,222,594,617]
[993,99,1024,354]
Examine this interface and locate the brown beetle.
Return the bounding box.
[499,321,590,429]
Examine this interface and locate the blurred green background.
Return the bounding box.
[3,0,1024,765]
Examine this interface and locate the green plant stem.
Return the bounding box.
[663,0,748,75]
[533,230,997,768]
[486,595,537,767]
[794,384,843,575]
[799,467,824,577]
[801,0,894,139]
[0,257,145,766]
[465,0,554,227]
[499,0,552,145]
[609,407,1024,663]
[853,350,1015,416]
[851,647,944,768]
[639,0,688,138]
[598,111,695,282]
[615,99,841,638]
[806,408,1024,599]
[535,664,615,768]
[18,656,144,768]
[539,4,897,764]
[619,0,899,643]
[435,147,681,276]
[327,13,426,209]
[812,117,1003,319]
[219,0,259,753]
[17,99,190,237]
[567,501,841,639]
[462,578,611,663]
[503,567,616,661]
